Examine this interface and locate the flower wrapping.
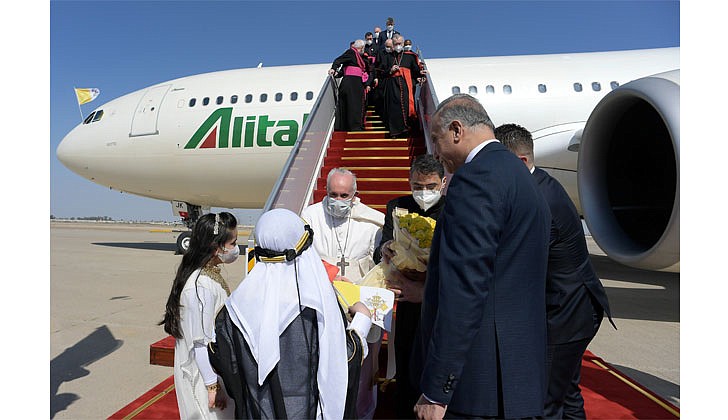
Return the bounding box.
[389,208,435,271]
[360,208,435,288]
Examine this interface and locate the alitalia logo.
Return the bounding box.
[185,108,309,149]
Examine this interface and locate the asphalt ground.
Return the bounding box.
[48,221,679,419]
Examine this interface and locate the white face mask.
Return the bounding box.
[374,32,379,39]
[404,45,412,51]
[218,244,240,264]
[394,45,403,53]
[413,189,442,211]
[385,47,392,53]
[387,25,394,31]
[324,196,353,218]
[366,39,373,45]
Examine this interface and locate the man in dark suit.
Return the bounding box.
[380,17,401,49]
[373,154,446,419]
[413,94,551,419]
[495,123,616,419]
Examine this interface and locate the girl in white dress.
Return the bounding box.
[160,212,238,419]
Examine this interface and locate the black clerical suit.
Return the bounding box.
[331,48,370,132]
[413,142,551,418]
[209,306,363,419]
[373,194,445,419]
[533,167,616,419]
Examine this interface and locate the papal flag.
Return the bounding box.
[75,88,100,105]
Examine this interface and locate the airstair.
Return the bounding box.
[148,70,439,414]
[249,71,438,256]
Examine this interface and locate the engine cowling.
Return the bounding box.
[578,70,679,271]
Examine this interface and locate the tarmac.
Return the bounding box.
[49,221,679,419]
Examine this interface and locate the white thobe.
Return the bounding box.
[301,198,384,419]
[174,269,235,419]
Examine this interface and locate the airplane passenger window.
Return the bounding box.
[503,85,512,95]
[306,91,314,100]
[592,82,601,92]
[189,98,197,107]
[260,93,268,102]
[486,85,495,94]
[231,95,238,104]
[245,94,253,103]
[203,97,210,106]
[573,83,583,92]
[83,112,95,124]
[538,84,547,93]
[469,86,478,94]
[610,81,620,90]
[275,93,283,102]
[216,96,224,105]
[452,86,461,94]
[92,110,104,122]
[291,92,298,101]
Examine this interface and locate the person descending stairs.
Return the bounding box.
[313,106,427,214]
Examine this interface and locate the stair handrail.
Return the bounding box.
[416,52,440,155]
[247,74,339,258]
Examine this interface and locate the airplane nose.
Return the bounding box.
[56,125,90,176]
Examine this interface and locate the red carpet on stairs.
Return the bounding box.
[108,350,679,419]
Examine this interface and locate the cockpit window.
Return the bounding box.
[83,110,104,124]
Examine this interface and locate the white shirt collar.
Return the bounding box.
[465,139,499,164]
[530,165,535,174]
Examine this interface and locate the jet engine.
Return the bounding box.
[578,70,679,271]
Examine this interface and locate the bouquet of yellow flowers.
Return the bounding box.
[389,209,436,271]
[360,208,436,289]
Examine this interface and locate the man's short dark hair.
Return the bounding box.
[365,31,373,37]
[494,123,534,158]
[410,154,445,178]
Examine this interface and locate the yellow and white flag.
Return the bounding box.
[75,88,100,105]
[333,280,394,331]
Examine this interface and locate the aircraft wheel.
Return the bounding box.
[176,231,192,254]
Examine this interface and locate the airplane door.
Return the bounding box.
[130,84,171,137]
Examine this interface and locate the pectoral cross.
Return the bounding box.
[337,255,350,276]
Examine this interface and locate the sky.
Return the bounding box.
[46,0,681,223]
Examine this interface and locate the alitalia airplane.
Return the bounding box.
[56,47,679,272]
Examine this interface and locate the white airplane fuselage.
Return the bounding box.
[57,48,679,211]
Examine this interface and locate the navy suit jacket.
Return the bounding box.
[533,167,615,344]
[414,142,551,418]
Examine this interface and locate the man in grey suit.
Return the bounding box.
[413,95,551,419]
[496,123,616,419]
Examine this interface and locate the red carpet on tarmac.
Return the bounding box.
[109,350,679,419]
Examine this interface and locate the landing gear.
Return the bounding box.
[176,231,192,255]
[171,201,206,254]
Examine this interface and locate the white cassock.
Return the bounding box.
[301,197,384,284]
[301,197,384,419]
